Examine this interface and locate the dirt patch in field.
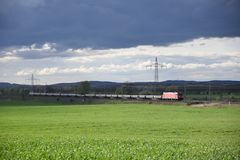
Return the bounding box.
[189,103,222,107]
[188,102,240,107]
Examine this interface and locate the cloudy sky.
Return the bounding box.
[0,0,240,84]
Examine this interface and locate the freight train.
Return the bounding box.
[29,92,183,100]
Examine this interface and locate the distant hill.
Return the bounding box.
[0,80,240,89]
[0,82,22,89]
[50,81,122,89]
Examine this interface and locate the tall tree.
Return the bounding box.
[79,81,91,94]
[122,82,134,95]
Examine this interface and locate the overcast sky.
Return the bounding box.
[0,0,240,84]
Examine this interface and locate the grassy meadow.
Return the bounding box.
[0,103,239,159]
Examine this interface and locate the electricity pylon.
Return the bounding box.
[146,57,166,82]
[26,74,39,92]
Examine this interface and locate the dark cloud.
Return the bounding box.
[0,0,240,48]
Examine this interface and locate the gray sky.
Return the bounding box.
[0,0,240,84]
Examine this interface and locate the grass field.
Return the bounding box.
[0,103,239,159]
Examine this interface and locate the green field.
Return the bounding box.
[0,103,239,159]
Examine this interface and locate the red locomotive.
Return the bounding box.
[161,92,183,100]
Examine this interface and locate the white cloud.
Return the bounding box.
[67,37,240,61]
[3,37,240,83]
[15,60,240,77]
[1,42,57,60]
[163,61,240,70]
[172,63,207,69]
[209,61,240,68]
[11,42,56,53]
[37,67,59,75]
[2,37,239,62]
[61,67,95,74]
[64,57,94,63]
[0,56,21,63]
[16,70,33,76]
